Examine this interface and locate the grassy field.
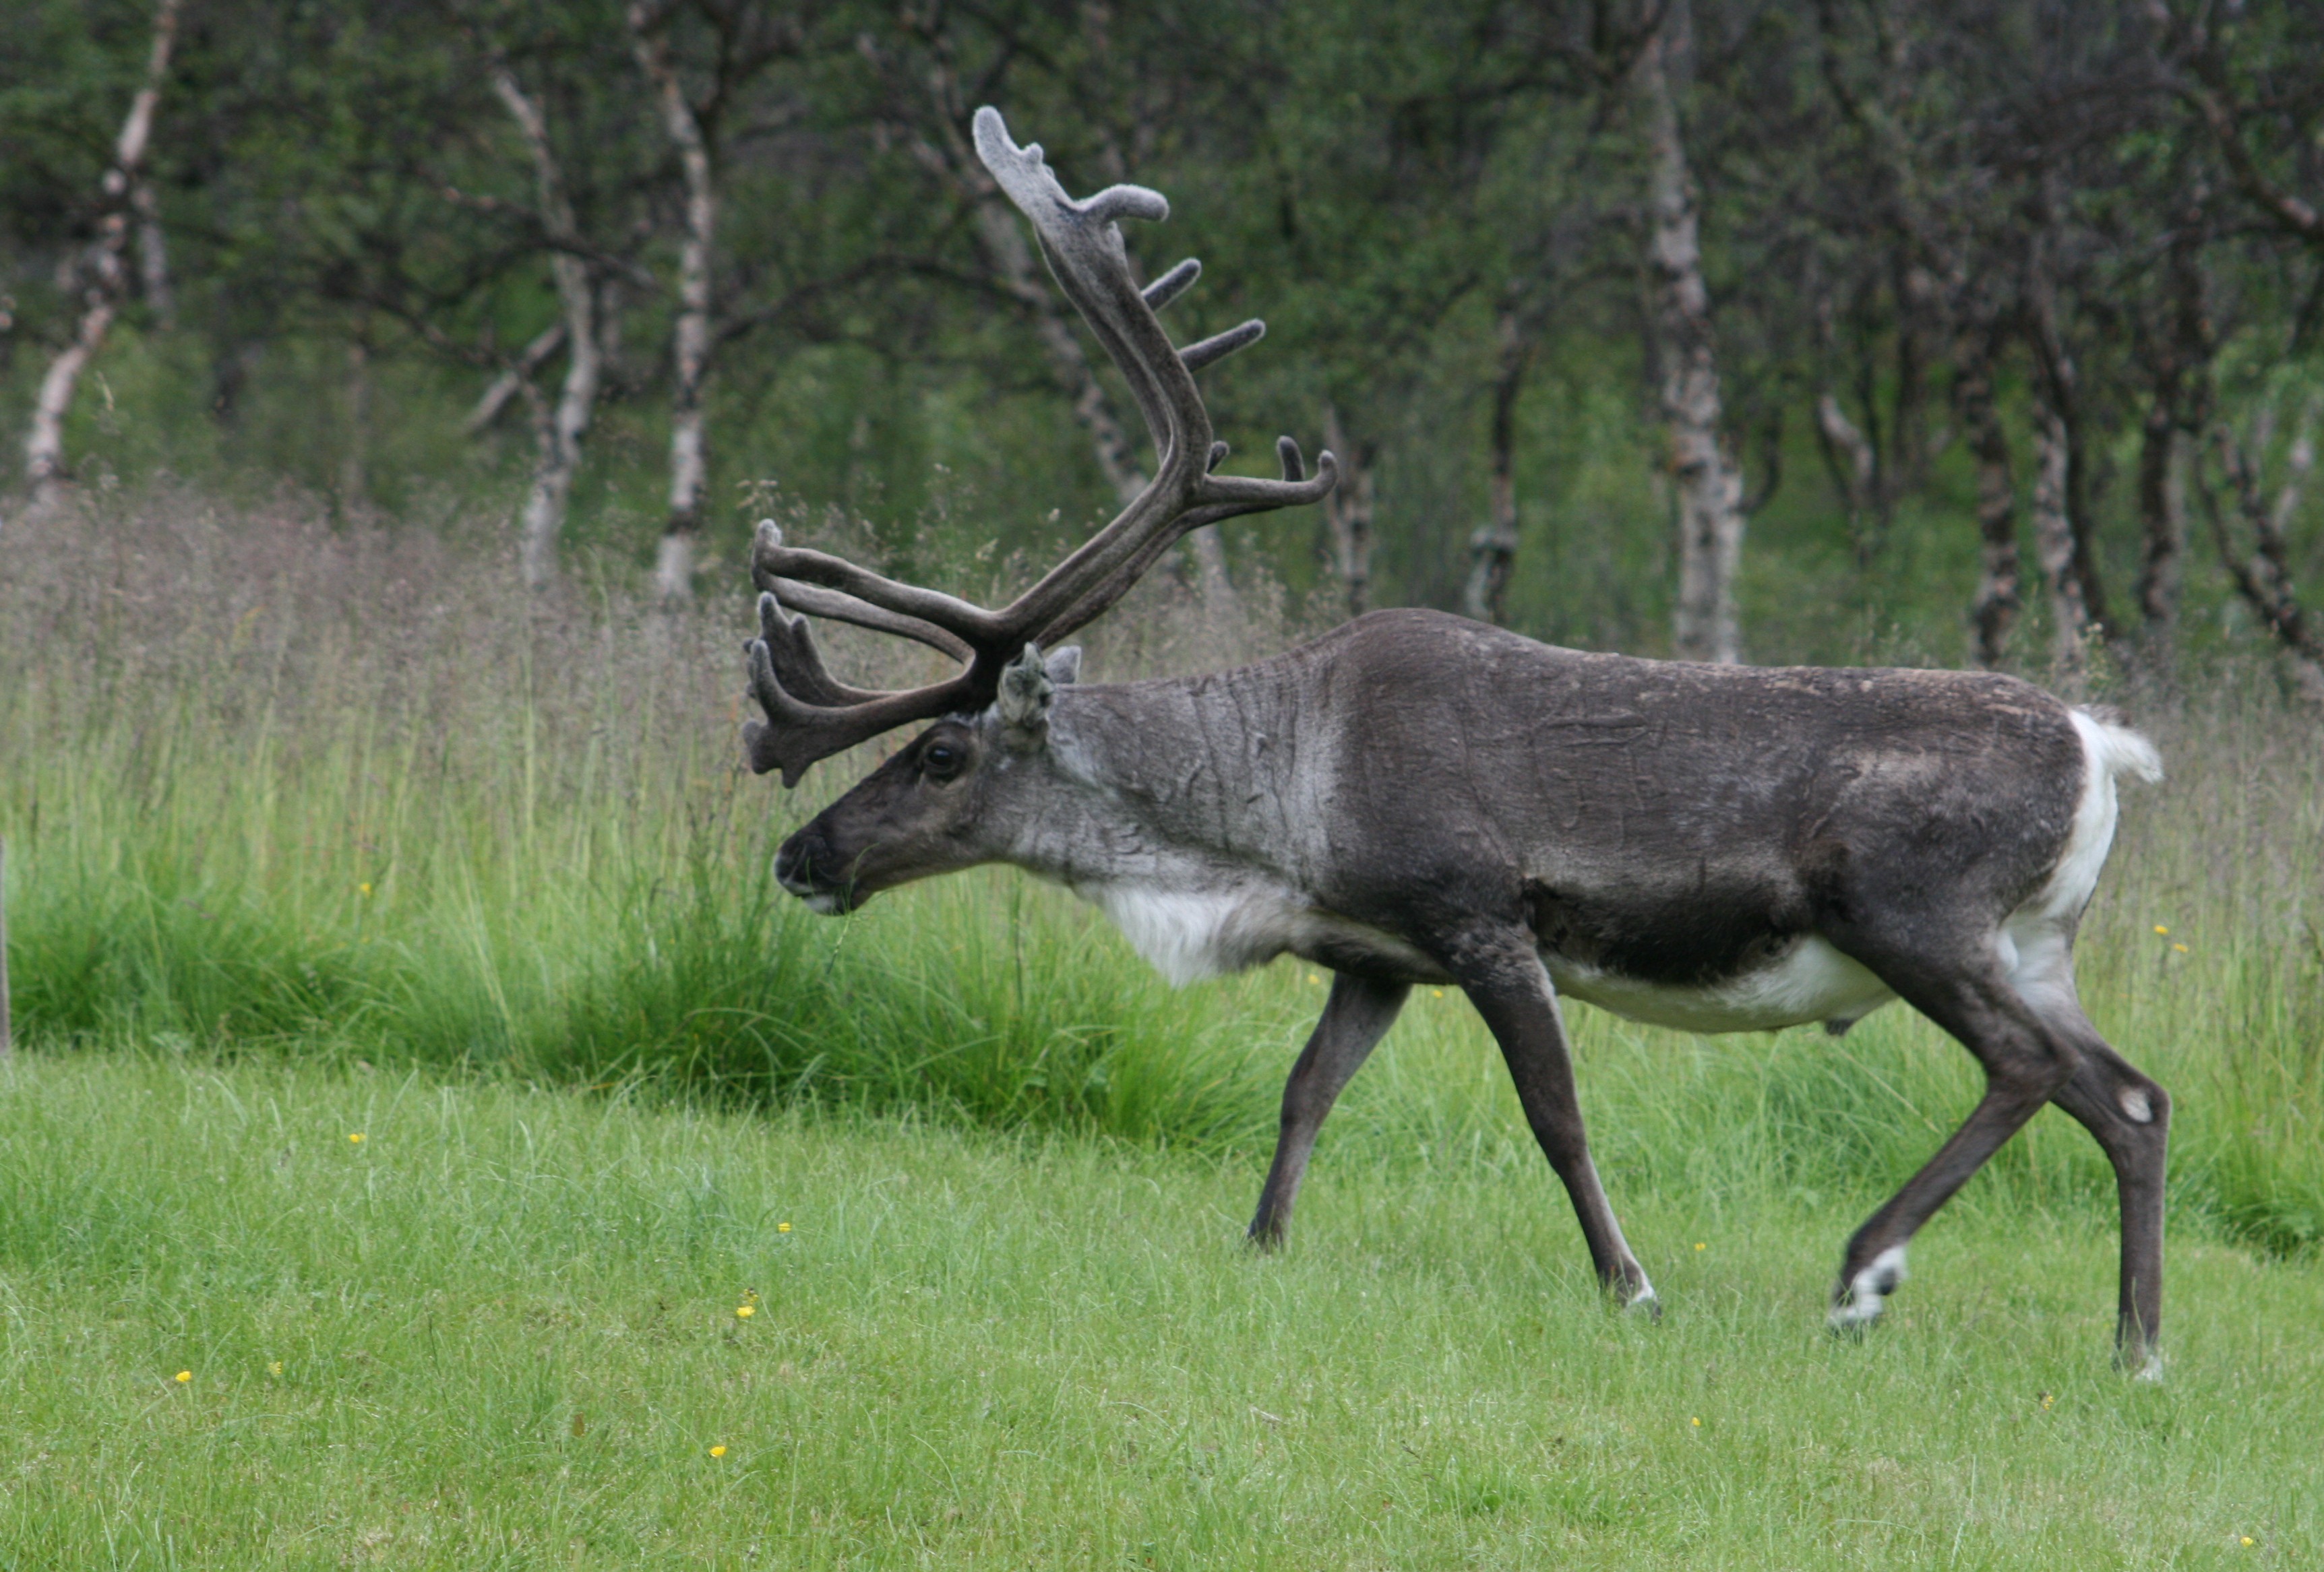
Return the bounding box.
[2,1048,2321,1569]
[3,493,2322,1565]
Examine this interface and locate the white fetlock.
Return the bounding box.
[1827,1245,1907,1331]
[1623,1281,1661,1318]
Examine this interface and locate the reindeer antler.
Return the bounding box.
[741,106,1337,786]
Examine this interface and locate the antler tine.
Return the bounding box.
[1143,257,1200,312]
[751,520,1004,648]
[742,634,977,788]
[1037,444,1339,648]
[741,521,998,786]
[741,113,1339,787]
[752,526,975,663]
[971,106,1336,646]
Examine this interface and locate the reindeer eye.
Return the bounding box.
[923,743,962,778]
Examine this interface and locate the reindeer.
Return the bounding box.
[742,109,2171,1375]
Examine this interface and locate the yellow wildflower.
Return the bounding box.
[776,1222,791,1234]
[1694,1242,1707,1251]
[2153,924,2169,935]
[360,882,373,897]
[709,1445,727,1459]
[1690,1416,1701,1428]
[268,1360,283,1377]
[735,1304,756,1320]
[2243,1537,2255,1547]
[175,1371,191,1384]
[2173,943,2189,953]
[348,1132,365,1144]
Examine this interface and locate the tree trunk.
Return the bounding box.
[1639,24,1746,664]
[21,0,183,514]
[1464,303,1527,625]
[2031,404,2092,684]
[2134,402,2185,668]
[493,65,603,590]
[2136,197,2215,677]
[2203,414,2324,708]
[133,178,174,331]
[630,6,716,602]
[1814,389,1879,563]
[2026,237,2116,650]
[1320,404,1376,617]
[1955,349,2021,669]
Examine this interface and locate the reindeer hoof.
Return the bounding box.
[1828,1245,1907,1334]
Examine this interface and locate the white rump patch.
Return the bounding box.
[1998,710,2164,1007]
[1828,1245,1907,1330]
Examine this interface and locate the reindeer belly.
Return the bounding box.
[1543,937,1895,1034]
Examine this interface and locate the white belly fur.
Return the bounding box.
[1546,936,1896,1034]
[1084,876,1895,1034]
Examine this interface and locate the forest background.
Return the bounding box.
[5,0,2323,686]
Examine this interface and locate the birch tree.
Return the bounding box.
[491,63,604,590]
[1637,15,1747,664]
[20,0,183,517]
[628,1,720,602]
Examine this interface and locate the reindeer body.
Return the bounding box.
[749,111,2174,1373]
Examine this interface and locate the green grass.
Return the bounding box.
[3,493,2323,1564]
[1,1048,2319,1569]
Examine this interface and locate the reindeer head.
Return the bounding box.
[772,643,1082,912]
[745,108,1333,910]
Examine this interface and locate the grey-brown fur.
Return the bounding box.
[776,609,2170,1371]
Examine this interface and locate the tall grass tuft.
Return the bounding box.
[1,485,2319,1258]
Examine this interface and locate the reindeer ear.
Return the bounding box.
[998,643,1058,746]
[1043,645,1082,686]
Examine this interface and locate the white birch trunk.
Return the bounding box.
[630,7,716,602]
[2032,404,2091,683]
[1638,25,1746,664]
[493,66,603,590]
[22,0,182,514]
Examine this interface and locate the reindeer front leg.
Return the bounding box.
[1446,926,1657,1313]
[1248,973,1409,1249]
